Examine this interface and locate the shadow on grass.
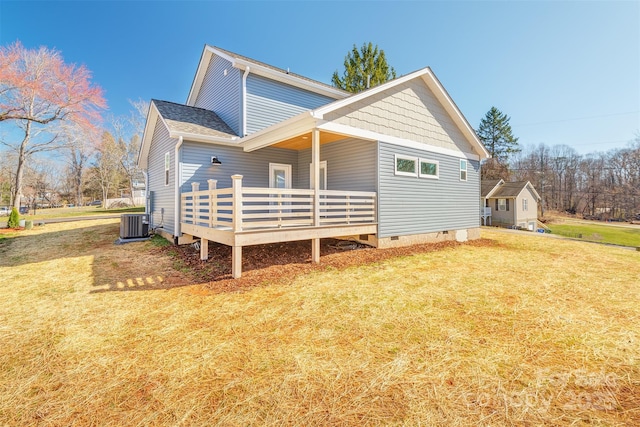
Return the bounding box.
[0,223,116,268]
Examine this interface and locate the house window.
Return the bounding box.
[498,198,507,211]
[309,161,327,190]
[164,152,170,186]
[395,155,417,177]
[522,198,528,211]
[419,158,439,179]
[460,159,467,181]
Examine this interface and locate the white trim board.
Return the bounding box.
[318,121,480,161]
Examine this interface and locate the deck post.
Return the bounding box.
[311,128,320,263]
[231,175,243,232]
[232,245,242,278]
[208,179,217,227]
[200,238,208,260]
[191,182,200,225]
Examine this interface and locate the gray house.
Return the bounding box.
[138,45,490,277]
[481,179,541,230]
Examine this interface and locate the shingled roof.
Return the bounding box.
[153,99,237,138]
[481,179,502,197]
[482,180,540,200]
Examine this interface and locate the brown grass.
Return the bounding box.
[0,219,639,426]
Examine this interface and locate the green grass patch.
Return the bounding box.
[27,205,144,220]
[547,222,640,247]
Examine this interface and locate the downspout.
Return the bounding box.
[242,66,250,136]
[174,136,184,243]
[142,169,149,224]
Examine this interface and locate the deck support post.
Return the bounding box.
[312,238,320,263]
[311,128,320,263]
[232,245,242,278]
[200,238,208,260]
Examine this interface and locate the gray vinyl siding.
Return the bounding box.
[296,138,377,192]
[246,74,333,134]
[378,142,480,238]
[193,55,241,135]
[180,141,298,191]
[147,120,176,235]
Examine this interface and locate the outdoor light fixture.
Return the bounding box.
[211,156,222,165]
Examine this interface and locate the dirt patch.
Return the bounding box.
[158,238,498,294]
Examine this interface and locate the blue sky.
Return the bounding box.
[1,0,638,154]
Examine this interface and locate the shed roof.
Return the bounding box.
[153,100,237,138]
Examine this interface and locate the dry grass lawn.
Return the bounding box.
[0,219,639,426]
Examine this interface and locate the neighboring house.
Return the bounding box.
[481,179,541,230]
[138,45,490,277]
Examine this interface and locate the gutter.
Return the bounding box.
[242,66,250,137]
[174,136,184,240]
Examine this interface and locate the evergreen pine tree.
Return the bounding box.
[477,106,520,163]
[332,42,396,93]
[477,107,520,180]
[7,207,20,228]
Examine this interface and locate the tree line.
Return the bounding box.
[0,42,145,210]
[478,107,639,220]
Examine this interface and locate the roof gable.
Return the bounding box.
[313,68,489,159]
[321,77,475,155]
[186,45,349,106]
[485,181,541,200]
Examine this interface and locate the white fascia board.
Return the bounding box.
[230,60,348,100]
[420,71,490,160]
[137,102,159,170]
[241,114,318,152]
[313,68,431,118]
[186,46,213,106]
[525,181,542,201]
[318,122,480,161]
[168,131,240,146]
[484,179,505,199]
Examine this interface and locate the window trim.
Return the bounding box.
[164,152,170,186]
[394,154,418,177]
[418,158,439,179]
[309,160,327,190]
[269,162,292,189]
[459,159,468,181]
[498,198,507,212]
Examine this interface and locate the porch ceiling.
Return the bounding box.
[271,130,348,150]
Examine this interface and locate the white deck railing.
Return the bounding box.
[482,207,492,217]
[181,175,376,232]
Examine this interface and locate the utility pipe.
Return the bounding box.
[242,66,250,137]
[173,136,184,241]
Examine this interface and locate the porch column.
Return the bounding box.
[311,128,320,263]
[231,175,243,232]
[231,175,243,278]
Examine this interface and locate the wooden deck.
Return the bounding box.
[180,175,377,278]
